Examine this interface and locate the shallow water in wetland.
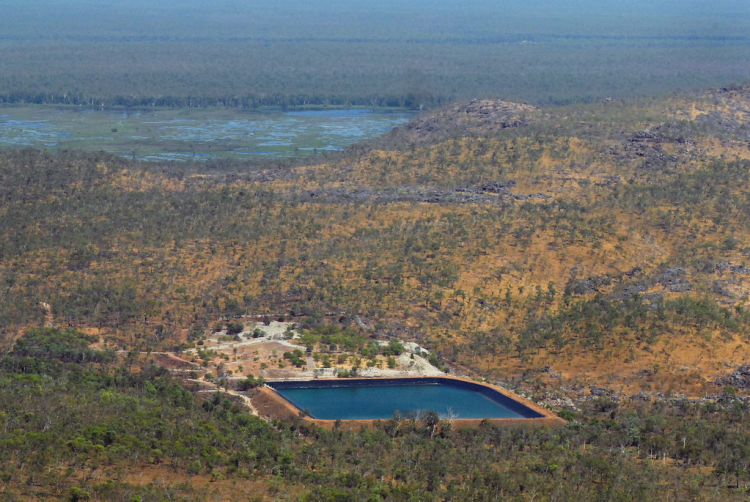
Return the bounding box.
[0,106,411,161]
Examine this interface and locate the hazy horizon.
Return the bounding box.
[1,0,748,105]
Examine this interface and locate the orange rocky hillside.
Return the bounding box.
[2,86,750,397]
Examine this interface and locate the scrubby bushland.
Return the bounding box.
[2,328,750,500]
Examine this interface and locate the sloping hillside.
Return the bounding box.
[5,85,750,500]
[2,86,750,392]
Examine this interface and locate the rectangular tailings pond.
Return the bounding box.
[267,377,545,420]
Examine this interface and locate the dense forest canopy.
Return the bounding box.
[1,0,749,107]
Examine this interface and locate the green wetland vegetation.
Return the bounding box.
[0,106,411,160]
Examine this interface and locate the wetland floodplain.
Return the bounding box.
[0,106,411,161]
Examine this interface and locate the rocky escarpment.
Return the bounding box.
[372,99,537,149]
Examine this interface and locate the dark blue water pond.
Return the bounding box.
[269,378,542,420]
